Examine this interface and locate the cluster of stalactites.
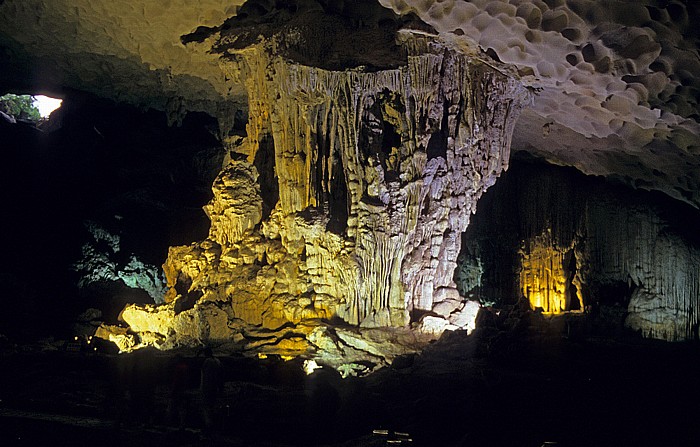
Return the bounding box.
[515,193,700,340]
[95,23,533,365]
[586,199,700,341]
[224,32,528,328]
[519,230,584,314]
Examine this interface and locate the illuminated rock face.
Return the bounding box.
[380,0,700,207]
[1,0,697,356]
[460,162,700,341]
[586,198,700,341]
[0,0,247,123]
[1,0,698,207]
[116,33,527,365]
[519,230,583,314]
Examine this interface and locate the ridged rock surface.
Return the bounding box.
[113,32,528,370]
[380,0,700,206]
[460,161,700,341]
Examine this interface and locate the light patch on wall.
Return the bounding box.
[33,95,62,117]
[519,231,583,314]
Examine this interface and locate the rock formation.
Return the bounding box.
[1,0,699,365]
[518,229,583,315]
[2,0,697,206]
[380,0,700,207]
[107,27,528,371]
[460,160,700,341]
[73,222,167,304]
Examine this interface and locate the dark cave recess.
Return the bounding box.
[182,0,435,72]
[458,154,700,332]
[0,90,226,338]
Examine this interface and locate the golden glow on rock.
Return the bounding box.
[94,324,137,352]
[92,31,528,372]
[519,231,583,314]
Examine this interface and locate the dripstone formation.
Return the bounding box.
[105,29,528,372]
[458,161,700,342]
[4,0,698,372]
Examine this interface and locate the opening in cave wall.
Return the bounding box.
[0,92,62,123]
[33,95,62,117]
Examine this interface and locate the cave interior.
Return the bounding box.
[1,1,700,446]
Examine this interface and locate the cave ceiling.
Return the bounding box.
[1,0,699,205]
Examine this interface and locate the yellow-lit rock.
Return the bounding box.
[0,0,247,125]
[519,230,583,314]
[94,324,137,353]
[120,304,177,335]
[116,29,527,371]
[205,161,263,246]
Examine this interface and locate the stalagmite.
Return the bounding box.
[519,230,582,314]
[109,29,528,371]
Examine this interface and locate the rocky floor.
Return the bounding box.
[1,324,700,447]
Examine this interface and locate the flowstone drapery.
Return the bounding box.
[105,32,528,371]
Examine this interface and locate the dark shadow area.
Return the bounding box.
[327,150,349,235]
[252,134,279,220]
[458,156,700,314]
[426,101,449,161]
[0,89,224,340]
[2,326,700,447]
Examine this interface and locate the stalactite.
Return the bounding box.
[111,31,528,358]
[224,32,529,327]
[519,230,576,314]
[543,189,700,340]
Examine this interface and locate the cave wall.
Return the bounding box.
[0,0,697,366]
[0,0,248,126]
[380,0,700,208]
[2,0,699,212]
[459,159,700,341]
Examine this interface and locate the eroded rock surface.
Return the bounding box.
[3,0,696,363]
[460,160,700,341]
[380,0,700,206]
[0,0,249,127]
[1,0,698,205]
[111,28,528,372]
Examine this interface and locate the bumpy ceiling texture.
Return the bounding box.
[380,0,700,205]
[1,0,698,205]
